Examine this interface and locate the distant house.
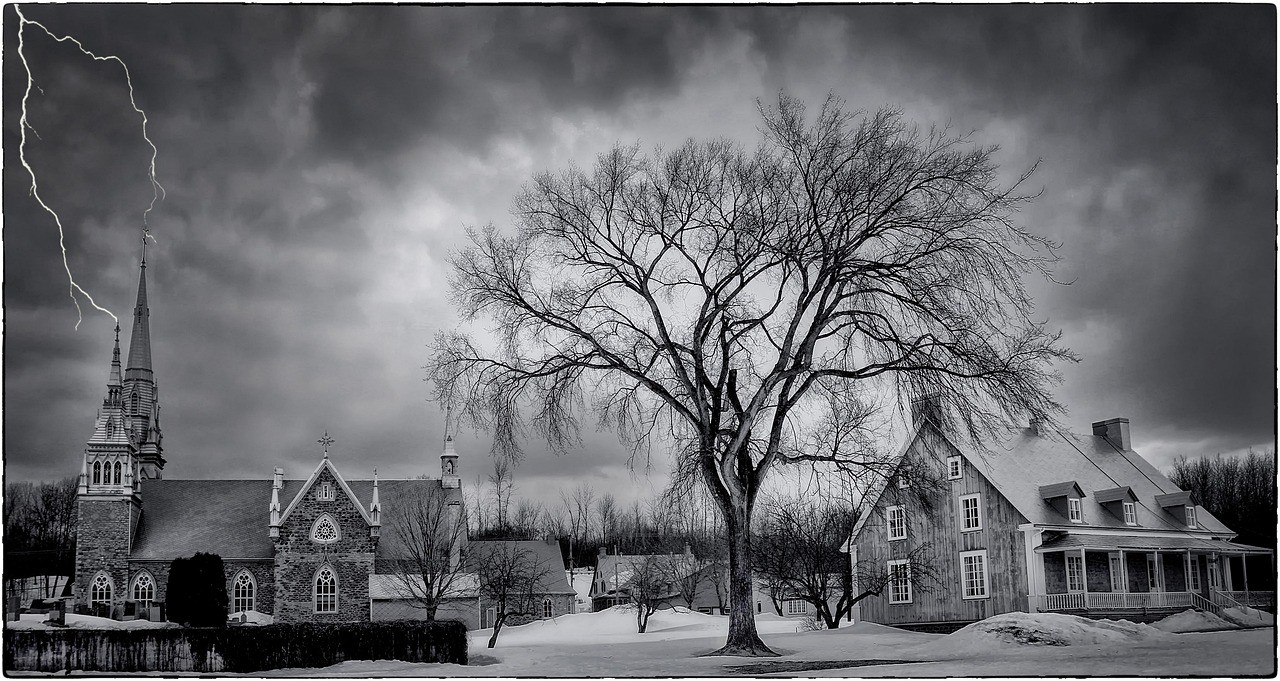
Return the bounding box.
[848,408,1273,630]
[589,547,701,612]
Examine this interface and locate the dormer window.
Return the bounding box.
[947,456,962,480]
[1067,498,1082,523]
[1185,506,1197,528]
[317,482,334,501]
[1123,502,1137,526]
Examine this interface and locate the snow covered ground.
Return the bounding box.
[262,607,1274,677]
[9,606,1271,676]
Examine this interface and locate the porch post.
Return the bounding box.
[1223,555,1234,591]
[1019,524,1045,612]
[1242,554,1250,605]
[1080,548,1089,608]
[1118,549,1127,592]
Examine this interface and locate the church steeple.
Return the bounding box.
[123,240,165,479]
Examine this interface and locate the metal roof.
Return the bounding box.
[1036,533,1270,554]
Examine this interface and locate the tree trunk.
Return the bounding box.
[488,615,504,648]
[637,606,648,633]
[708,504,776,656]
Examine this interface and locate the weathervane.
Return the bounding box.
[317,431,335,458]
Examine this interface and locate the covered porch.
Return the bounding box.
[1030,534,1274,617]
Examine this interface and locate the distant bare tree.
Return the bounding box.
[597,493,619,546]
[510,498,544,539]
[849,543,941,610]
[621,553,672,633]
[383,487,469,620]
[474,542,546,648]
[561,483,595,568]
[4,477,77,592]
[1170,448,1276,548]
[755,496,859,628]
[488,459,516,532]
[429,93,1072,655]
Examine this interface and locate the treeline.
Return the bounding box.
[4,477,78,580]
[1169,447,1275,549]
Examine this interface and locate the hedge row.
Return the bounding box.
[4,619,468,673]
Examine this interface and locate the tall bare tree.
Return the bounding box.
[429,94,1071,654]
[474,542,546,648]
[755,495,859,628]
[488,459,516,532]
[561,483,594,568]
[383,487,469,620]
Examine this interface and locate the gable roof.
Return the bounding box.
[946,426,1233,535]
[1039,481,1085,500]
[130,477,457,561]
[467,539,574,595]
[346,478,462,559]
[277,457,376,528]
[590,553,698,596]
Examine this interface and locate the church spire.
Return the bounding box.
[105,323,122,406]
[125,247,152,380]
[123,235,165,479]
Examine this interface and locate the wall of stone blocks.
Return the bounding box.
[74,498,138,613]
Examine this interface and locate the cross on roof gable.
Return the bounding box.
[275,456,377,529]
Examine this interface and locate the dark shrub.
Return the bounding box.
[166,553,228,627]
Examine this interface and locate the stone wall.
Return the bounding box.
[1126,553,1150,592]
[223,561,275,615]
[1085,552,1112,592]
[75,497,138,613]
[272,466,376,622]
[1043,553,1066,594]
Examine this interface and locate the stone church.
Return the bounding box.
[73,254,573,625]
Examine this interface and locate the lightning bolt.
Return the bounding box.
[14,5,165,328]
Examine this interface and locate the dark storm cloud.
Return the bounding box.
[3,6,1273,502]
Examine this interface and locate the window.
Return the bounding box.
[90,572,113,607]
[317,482,334,501]
[542,598,553,618]
[1186,555,1200,592]
[1067,498,1083,523]
[1147,554,1163,592]
[233,571,256,613]
[1185,506,1197,528]
[1123,502,1137,526]
[311,514,340,543]
[960,550,989,599]
[897,475,909,490]
[887,560,912,604]
[786,599,807,615]
[131,393,139,415]
[1208,561,1222,590]
[960,494,983,531]
[947,456,962,480]
[107,419,114,438]
[314,566,337,613]
[1066,554,1084,592]
[114,461,122,485]
[132,572,155,610]
[886,506,906,541]
[93,461,102,485]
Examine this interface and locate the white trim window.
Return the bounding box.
[1123,502,1137,526]
[131,572,155,610]
[90,572,113,607]
[1067,498,1083,523]
[886,506,907,541]
[314,566,338,613]
[1185,506,1197,529]
[1208,561,1222,590]
[947,456,962,480]
[542,598,553,618]
[1066,554,1085,592]
[1186,555,1201,592]
[897,475,909,490]
[960,550,989,599]
[233,570,256,613]
[311,514,341,543]
[960,493,983,532]
[887,560,912,604]
[1147,554,1164,592]
[1109,554,1126,592]
[786,599,808,615]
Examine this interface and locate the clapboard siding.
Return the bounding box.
[854,427,1030,625]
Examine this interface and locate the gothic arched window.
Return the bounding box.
[132,572,155,610]
[90,572,113,607]
[131,393,139,415]
[542,598,553,618]
[311,514,340,544]
[314,566,337,614]
[113,461,122,485]
[92,461,101,485]
[232,570,255,613]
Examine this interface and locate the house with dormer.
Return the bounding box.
[71,253,572,627]
[847,403,1273,630]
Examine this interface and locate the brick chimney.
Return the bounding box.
[1092,418,1131,451]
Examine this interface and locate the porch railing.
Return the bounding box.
[1219,591,1275,610]
[1039,591,1198,612]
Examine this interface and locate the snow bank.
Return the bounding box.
[6,613,176,630]
[229,610,274,625]
[473,605,803,647]
[1151,609,1237,633]
[1221,606,1275,627]
[920,612,1169,656]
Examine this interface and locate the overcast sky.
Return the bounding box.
[3,6,1274,509]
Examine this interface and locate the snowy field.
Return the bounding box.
[264,607,1275,677]
[9,607,1274,676]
